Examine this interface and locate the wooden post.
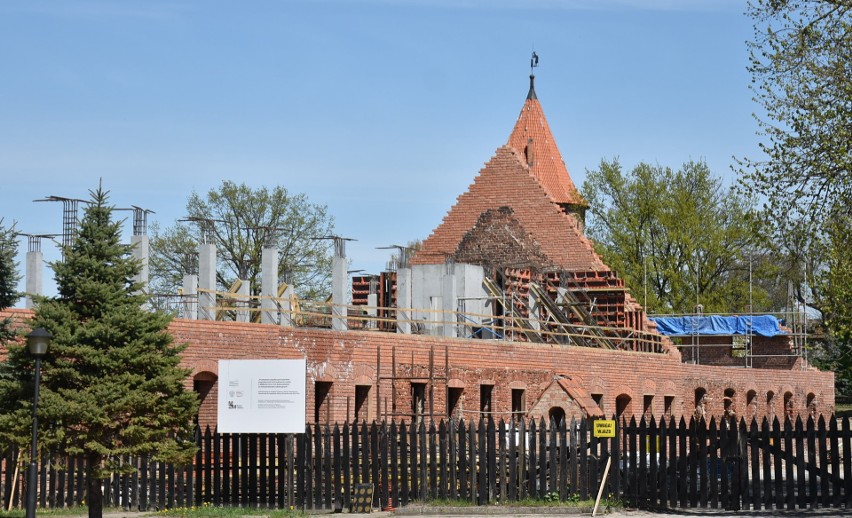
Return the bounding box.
[592,457,612,517]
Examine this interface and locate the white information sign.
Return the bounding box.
[217,359,307,433]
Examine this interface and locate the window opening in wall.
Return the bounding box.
[511,389,526,423]
[315,381,333,425]
[806,392,817,417]
[480,384,493,418]
[412,383,426,425]
[592,393,604,414]
[615,394,632,417]
[549,407,566,427]
[354,385,370,423]
[694,387,708,420]
[746,390,757,417]
[724,388,736,419]
[784,391,794,418]
[447,387,463,421]
[192,373,217,428]
[664,396,674,418]
[767,391,776,416]
[643,395,653,419]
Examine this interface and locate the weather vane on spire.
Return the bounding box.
[530,51,539,75]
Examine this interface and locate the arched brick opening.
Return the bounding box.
[549,407,566,427]
[694,387,708,420]
[784,391,795,419]
[807,392,817,418]
[615,394,632,418]
[723,388,736,419]
[746,389,757,419]
[193,371,218,431]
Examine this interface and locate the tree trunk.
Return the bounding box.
[87,453,103,518]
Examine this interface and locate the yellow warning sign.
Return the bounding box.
[594,419,616,438]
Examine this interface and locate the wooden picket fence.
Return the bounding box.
[2,415,852,512]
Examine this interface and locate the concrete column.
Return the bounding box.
[397,267,412,334]
[366,293,378,329]
[261,246,279,325]
[331,254,347,331]
[236,279,250,323]
[198,243,217,320]
[25,249,42,309]
[441,264,457,337]
[130,234,149,294]
[280,283,294,327]
[529,286,541,332]
[182,274,198,320]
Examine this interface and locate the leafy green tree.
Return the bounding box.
[810,209,852,395]
[150,181,335,301]
[740,0,852,392]
[582,159,770,314]
[0,186,198,518]
[741,0,852,235]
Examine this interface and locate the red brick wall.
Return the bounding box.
[171,318,835,427]
[3,309,831,427]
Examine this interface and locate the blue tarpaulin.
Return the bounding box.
[648,315,784,337]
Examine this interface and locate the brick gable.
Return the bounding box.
[454,206,552,271]
[413,146,606,271]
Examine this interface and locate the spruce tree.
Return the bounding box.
[0,186,198,518]
[0,219,21,382]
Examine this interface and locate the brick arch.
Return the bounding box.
[642,379,656,395]
[660,381,677,396]
[588,377,607,395]
[310,361,339,382]
[354,375,373,386]
[191,360,219,378]
[353,364,376,382]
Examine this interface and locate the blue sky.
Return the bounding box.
[1,0,758,303]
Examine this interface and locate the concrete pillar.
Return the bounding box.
[261,246,279,325]
[25,249,42,309]
[182,274,198,320]
[280,283,294,327]
[331,254,347,332]
[130,234,149,294]
[397,267,412,334]
[442,263,457,337]
[366,293,378,329]
[198,243,216,320]
[529,286,541,332]
[236,279,250,322]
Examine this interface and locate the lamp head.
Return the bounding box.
[26,328,52,357]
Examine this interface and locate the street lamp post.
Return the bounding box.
[25,327,51,518]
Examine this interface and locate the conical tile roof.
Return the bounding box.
[506,75,588,209]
